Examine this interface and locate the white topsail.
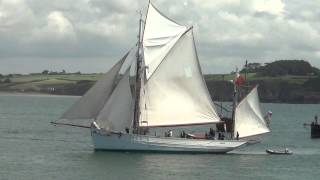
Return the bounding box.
[139,4,221,127]
[59,52,129,123]
[143,3,187,79]
[96,69,133,132]
[234,86,270,138]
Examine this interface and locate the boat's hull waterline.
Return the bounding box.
[91,129,247,153]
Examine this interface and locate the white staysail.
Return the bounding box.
[234,86,270,138]
[143,3,187,79]
[95,69,133,132]
[59,52,129,123]
[139,29,221,127]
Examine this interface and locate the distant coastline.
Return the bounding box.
[0,91,79,98]
[1,72,319,104]
[1,60,319,103]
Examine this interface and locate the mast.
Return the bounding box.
[244,60,249,94]
[220,74,225,115]
[133,10,146,133]
[231,68,238,139]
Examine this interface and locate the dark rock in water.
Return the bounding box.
[311,123,320,138]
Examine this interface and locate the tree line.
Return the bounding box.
[241,60,320,77]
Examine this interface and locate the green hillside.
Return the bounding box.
[1,60,319,103]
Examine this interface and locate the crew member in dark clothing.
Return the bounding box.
[209,128,215,138]
[180,131,186,138]
[218,132,224,140]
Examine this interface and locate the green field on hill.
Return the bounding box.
[1,72,319,104]
[2,73,315,91]
[0,74,101,95]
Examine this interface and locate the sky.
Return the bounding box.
[0,0,319,74]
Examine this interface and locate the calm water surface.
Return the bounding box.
[0,93,319,180]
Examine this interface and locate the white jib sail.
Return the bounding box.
[60,52,129,123]
[139,29,221,127]
[143,3,187,79]
[234,86,270,138]
[95,69,133,132]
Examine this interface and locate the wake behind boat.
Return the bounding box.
[52,2,270,153]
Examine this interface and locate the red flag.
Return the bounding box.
[234,73,245,86]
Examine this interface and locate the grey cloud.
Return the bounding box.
[0,0,319,74]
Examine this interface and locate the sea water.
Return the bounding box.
[0,93,319,180]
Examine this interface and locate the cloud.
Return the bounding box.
[27,11,76,44]
[0,0,319,74]
[47,11,74,35]
[252,0,285,16]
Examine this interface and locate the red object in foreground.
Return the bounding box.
[234,73,245,86]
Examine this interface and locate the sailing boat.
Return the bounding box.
[52,2,270,153]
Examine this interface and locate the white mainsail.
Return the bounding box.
[234,86,270,138]
[59,52,129,124]
[143,3,187,79]
[95,69,133,132]
[139,6,221,127]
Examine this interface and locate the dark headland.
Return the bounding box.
[1,60,320,104]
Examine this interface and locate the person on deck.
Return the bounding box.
[209,128,215,138]
[181,131,186,138]
[264,111,272,127]
[285,148,289,153]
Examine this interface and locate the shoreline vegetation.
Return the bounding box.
[1,60,320,104]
